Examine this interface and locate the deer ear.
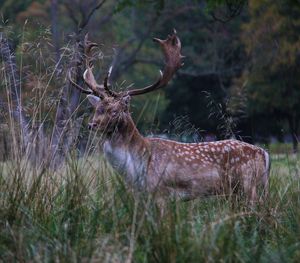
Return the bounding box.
[87,95,100,107]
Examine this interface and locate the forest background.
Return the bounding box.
[1,0,300,163]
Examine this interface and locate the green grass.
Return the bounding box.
[268,143,294,155]
[0,153,300,262]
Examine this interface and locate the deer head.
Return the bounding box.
[69,30,183,135]
[86,94,131,133]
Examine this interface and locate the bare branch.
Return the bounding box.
[64,4,79,28]
[79,0,107,32]
[210,0,245,23]
[109,12,161,81]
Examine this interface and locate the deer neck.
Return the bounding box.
[103,117,150,188]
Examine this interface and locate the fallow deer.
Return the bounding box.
[69,31,270,203]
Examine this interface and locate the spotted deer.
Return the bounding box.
[69,31,270,203]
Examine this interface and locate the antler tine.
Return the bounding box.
[68,70,94,95]
[103,66,119,97]
[82,34,104,96]
[127,30,183,96]
[83,34,119,98]
[84,33,98,61]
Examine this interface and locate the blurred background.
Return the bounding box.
[1,0,300,163]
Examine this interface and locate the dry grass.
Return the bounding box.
[0,151,299,262]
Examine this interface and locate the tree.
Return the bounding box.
[0,0,112,166]
[0,0,250,165]
[152,1,246,140]
[230,0,300,152]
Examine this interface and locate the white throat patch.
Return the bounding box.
[103,141,146,188]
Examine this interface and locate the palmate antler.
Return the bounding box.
[69,30,183,98]
[127,29,184,96]
[68,35,100,96]
[68,34,117,98]
[83,35,118,97]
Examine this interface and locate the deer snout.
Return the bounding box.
[88,122,97,130]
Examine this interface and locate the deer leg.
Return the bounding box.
[156,198,166,219]
[250,183,257,204]
[242,172,258,205]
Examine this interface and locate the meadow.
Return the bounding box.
[0,147,299,263]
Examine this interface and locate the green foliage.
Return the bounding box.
[229,0,300,148]
[241,0,300,115]
[1,0,300,145]
[205,0,245,10]
[0,0,46,22]
[114,0,165,13]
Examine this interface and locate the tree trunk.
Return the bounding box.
[50,0,60,62]
[49,1,108,168]
[50,36,85,168]
[288,116,299,153]
[0,33,30,155]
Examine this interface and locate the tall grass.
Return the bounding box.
[0,152,300,262]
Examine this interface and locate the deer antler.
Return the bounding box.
[69,32,182,98]
[103,66,118,97]
[82,34,104,96]
[68,69,94,95]
[68,34,111,98]
[127,30,183,96]
[83,34,118,97]
[68,34,101,96]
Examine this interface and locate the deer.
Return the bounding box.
[69,31,270,207]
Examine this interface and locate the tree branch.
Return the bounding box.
[110,11,161,81]
[78,0,107,32]
[64,4,79,28]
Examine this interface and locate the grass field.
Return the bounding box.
[0,152,299,262]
